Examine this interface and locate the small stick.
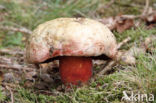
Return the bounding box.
[0,63,34,71]
[0,56,12,64]
[0,26,32,34]
[96,61,115,76]
[5,86,14,103]
[0,48,24,55]
[92,37,131,80]
[117,37,131,49]
[142,0,149,17]
[119,15,141,19]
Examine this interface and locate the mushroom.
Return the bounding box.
[26,18,117,85]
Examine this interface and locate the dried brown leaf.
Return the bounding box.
[143,8,156,28]
[99,15,134,33]
[116,18,134,33]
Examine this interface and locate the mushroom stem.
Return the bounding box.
[59,56,92,85]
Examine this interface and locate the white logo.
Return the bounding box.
[121,91,154,102]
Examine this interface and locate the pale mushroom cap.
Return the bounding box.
[26,18,117,63]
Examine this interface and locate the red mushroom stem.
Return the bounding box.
[59,56,92,85]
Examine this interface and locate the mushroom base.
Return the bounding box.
[59,56,92,85]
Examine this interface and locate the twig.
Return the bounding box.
[0,48,24,55]
[5,86,14,103]
[0,63,35,71]
[117,37,131,49]
[96,61,116,76]
[0,26,32,34]
[2,83,18,89]
[0,56,12,64]
[91,37,131,80]
[120,15,141,19]
[142,0,149,17]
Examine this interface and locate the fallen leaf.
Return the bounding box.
[119,46,146,65]
[98,17,115,30]
[24,80,34,88]
[116,18,134,33]
[99,15,134,33]
[34,82,50,90]
[120,54,136,65]
[143,35,156,52]
[40,73,54,83]
[25,71,37,80]
[143,8,156,28]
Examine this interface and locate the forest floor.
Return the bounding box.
[0,0,156,103]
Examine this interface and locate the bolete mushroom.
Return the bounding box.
[26,18,117,85]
